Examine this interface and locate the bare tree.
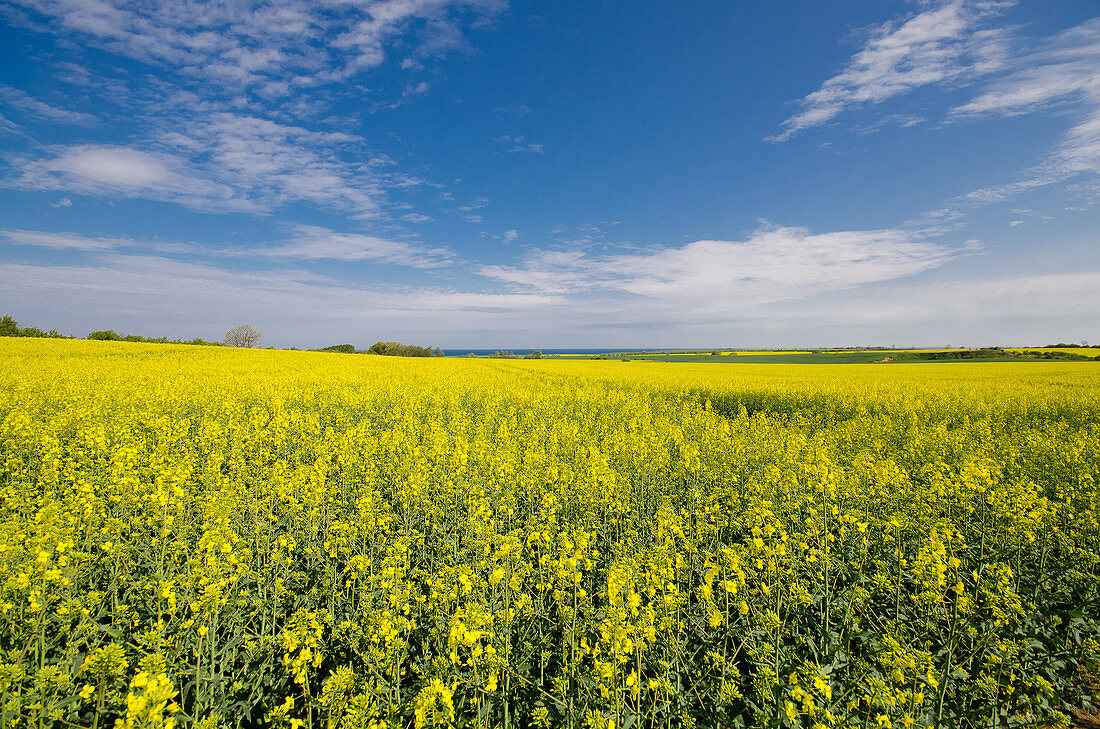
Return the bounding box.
[224,324,262,348]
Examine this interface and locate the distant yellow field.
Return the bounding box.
[1008,347,1098,357]
[820,349,961,354]
[1,339,1098,728]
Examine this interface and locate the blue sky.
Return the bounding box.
[1,0,1098,348]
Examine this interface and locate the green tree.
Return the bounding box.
[87,330,123,341]
[368,341,402,356]
[368,341,440,357]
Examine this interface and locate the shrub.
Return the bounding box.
[87,330,123,341]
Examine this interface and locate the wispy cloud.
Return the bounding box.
[10,144,250,212]
[775,8,1100,213]
[0,85,96,125]
[4,223,1091,347]
[155,113,383,215]
[243,225,454,269]
[493,104,531,116]
[494,134,544,153]
[10,113,392,215]
[800,269,1100,325]
[480,225,965,311]
[2,224,455,270]
[2,0,506,227]
[949,18,1100,203]
[770,0,1012,142]
[0,113,20,135]
[480,249,592,294]
[8,0,506,89]
[952,18,1100,118]
[457,197,489,212]
[455,196,489,223]
[0,252,561,345]
[0,228,131,250]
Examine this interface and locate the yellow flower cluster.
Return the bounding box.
[116,671,179,729]
[0,338,1098,728]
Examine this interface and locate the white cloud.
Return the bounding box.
[494,135,544,153]
[51,196,72,207]
[0,86,96,125]
[0,113,20,135]
[480,249,592,294]
[403,80,432,99]
[2,228,1092,347]
[501,228,519,243]
[805,270,1100,324]
[158,113,382,215]
[3,0,503,226]
[10,112,391,215]
[952,18,1100,118]
[493,104,531,116]
[245,225,453,269]
[0,253,561,346]
[2,224,452,269]
[11,144,250,211]
[457,197,489,212]
[9,0,506,89]
[47,147,172,187]
[770,1,1012,141]
[480,225,963,312]
[952,19,1100,204]
[0,228,131,250]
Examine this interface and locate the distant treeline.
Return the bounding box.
[892,348,1100,362]
[4,314,1096,360]
[87,329,224,346]
[366,341,444,357]
[0,315,443,356]
[308,342,448,357]
[1,315,226,345]
[465,350,543,359]
[0,315,67,339]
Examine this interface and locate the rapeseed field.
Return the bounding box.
[1,339,1098,729]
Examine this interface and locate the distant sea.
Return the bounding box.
[443,348,695,357]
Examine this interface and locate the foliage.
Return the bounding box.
[0,314,66,339]
[87,329,124,341]
[891,348,1099,362]
[85,330,226,346]
[0,340,1099,729]
[368,341,441,357]
[316,344,356,354]
[523,351,543,360]
[224,324,263,349]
